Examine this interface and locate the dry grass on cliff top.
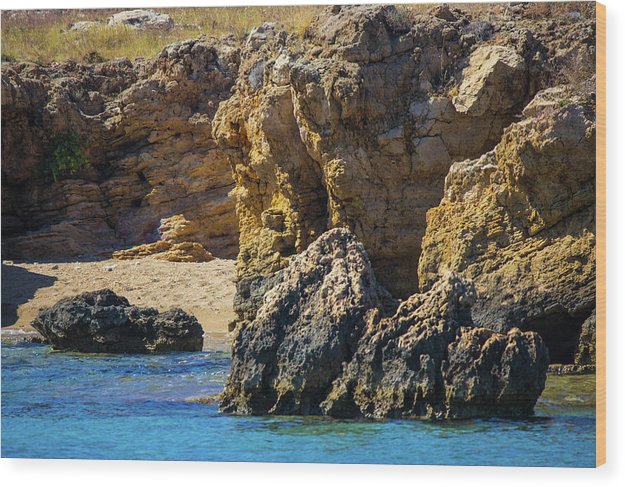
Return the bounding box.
[1,3,595,65]
[0,6,323,64]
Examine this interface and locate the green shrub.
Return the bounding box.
[41,132,90,182]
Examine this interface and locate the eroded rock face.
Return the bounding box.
[418,88,596,365]
[323,275,548,419]
[220,229,549,419]
[1,38,240,260]
[220,228,393,415]
[213,4,592,324]
[3,5,597,375]
[32,289,203,353]
[111,214,216,262]
[452,45,527,115]
[575,309,596,366]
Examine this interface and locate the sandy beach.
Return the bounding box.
[1,258,237,335]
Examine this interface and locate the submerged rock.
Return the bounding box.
[221,229,549,419]
[32,289,203,353]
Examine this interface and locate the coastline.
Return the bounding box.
[1,258,236,335]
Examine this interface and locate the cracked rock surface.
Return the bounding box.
[2,38,240,260]
[220,228,549,419]
[212,4,595,326]
[418,87,596,365]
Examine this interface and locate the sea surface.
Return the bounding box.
[1,340,596,466]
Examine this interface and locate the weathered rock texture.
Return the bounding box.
[220,229,549,419]
[418,87,596,365]
[32,289,203,353]
[111,214,215,261]
[2,37,240,260]
[112,240,214,263]
[212,4,596,326]
[108,10,174,31]
[2,5,597,371]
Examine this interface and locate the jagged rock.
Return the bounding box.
[214,4,550,321]
[452,45,527,115]
[221,229,548,419]
[247,23,278,50]
[548,363,595,375]
[2,38,240,260]
[323,274,548,419]
[418,89,596,365]
[32,289,203,353]
[107,10,174,30]
[430,5,460,22]
[220,228,393,415]
[111,214,216,262]
[575,309,596,366]
[157,214,198,243]
[2,5,597,373]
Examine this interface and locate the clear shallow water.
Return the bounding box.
[1,343,596,466]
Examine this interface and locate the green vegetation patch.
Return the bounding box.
[41,132,91,182]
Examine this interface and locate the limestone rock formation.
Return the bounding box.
[575,309,596,366]
[418,88,596,365]
[2,5,597,373]
[452,45,527,116]
[32,289,203,353]
[1,37,239,260]
[212,4,593,325]
[220,229,549,419]
[323,275,548,419]
[111,214,216,262]
[112,241,214,263]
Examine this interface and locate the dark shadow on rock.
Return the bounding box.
[1,264,56,327]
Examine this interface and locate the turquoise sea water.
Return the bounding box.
[1,342,596,466]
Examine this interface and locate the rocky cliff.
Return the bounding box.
[418,87,596,365]
[2,4,597,372]
[2,37,240,260]
[211,4,596,332]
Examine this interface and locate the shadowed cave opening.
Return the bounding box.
[521,308,591,364]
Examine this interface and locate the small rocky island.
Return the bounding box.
[32,289,204,353]
[221,229,549,419]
